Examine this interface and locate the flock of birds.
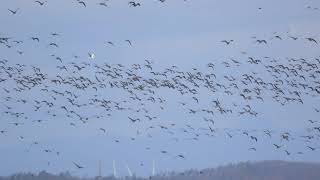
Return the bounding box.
[6,0,188,11]
[1,0,320,175]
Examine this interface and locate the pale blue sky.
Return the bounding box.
[0,0,320,177]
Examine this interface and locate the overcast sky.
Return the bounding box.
[1,0,320,177]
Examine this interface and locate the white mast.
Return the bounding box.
[113,160,117,178]
[125,163,133,177]
[152,160,155,176]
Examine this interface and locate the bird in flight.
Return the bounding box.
[77,0,86,7]
[289,36,298,40]
[221,40,233,45]
[73,162,84,169]
[256,39,267,44]
[273,144,281,149]
[308,120,317,123]
[176,154,185,159]
[107,41,115,46]
[129,1,141,7]
[35,1,47,6]
[125,40,132,46]
[51,33,60,36]
[98,2,108,7]
[8,8,20,15]
[88,52,95,59]
[307,146,316,151]
[49,43,59,48]
[31,37,40,42]
[306,37,318,44]
[99,128,106,133]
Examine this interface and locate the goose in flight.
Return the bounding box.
[8,8,19,15]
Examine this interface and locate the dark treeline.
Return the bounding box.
[1,161,320,180]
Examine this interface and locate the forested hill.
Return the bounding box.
[1,161,320,180]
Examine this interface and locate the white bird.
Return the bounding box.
[88,52,95,59]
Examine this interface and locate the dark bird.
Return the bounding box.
[99,128,106,133]
[35,1,47,6]
[77,0,86,7]
[51,33,60,36]
[306,37,318,44]
[128,117,140,123]
[273,144,281,149]
[273,35,282,40]
[8,8,19,15]
[31,37,40,42]
[73,162,84,169]
[308,119,317,123]
[284,150,290,155]
[221,40,233,45]
[250,136,258,142]
[129,1,141,7]
[107,41,115,46]
[307,146,316,151]
[125,40,132,46]
[289,36,298,40]
[176,154,185,159]
[49,43,59,48]
[98,2,108,7]
[256,39,267,44]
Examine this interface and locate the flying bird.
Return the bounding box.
[99,128,106,133]
[125,40,132,46]
[221,40,233,45]
[77,0,86,7]
[88,52,95,59]
[306,37,318,44]
[8,8,19,15]
[73,162,84,169]
[129,1,141,7]
[35,1,47,6]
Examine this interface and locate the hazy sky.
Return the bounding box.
[1,0,320,177]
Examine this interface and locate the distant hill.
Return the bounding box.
[1,161,320,180]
